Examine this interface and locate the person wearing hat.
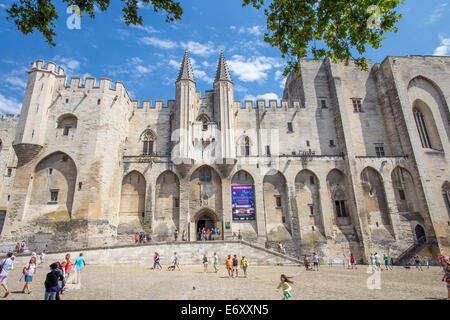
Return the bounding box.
[241,256,249,278]
[44,263,64,300]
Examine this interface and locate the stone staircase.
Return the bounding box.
[6,240,303,266]
[395,237,438,266]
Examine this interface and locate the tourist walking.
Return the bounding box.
[22,256,37,294]
[135,232,139,244]
[384,255,392,270]
[226,255,233,277]
[241,256,248,278]
[423,256,429,269]
[44,263,63,300]
[40,250,46,265]
[441,259,450,300]
[174,229,179,242]
[374,252,381,271]
[277,274,293,300]
[213,253,219,273]
[61,254,73,282]
[56,262,65,298]
[153,252,162,270]
[203,254,208,273]
[349,253,357,269]
[312,252,319,271]
[74,253,86,284]
[304,255,310,271]
[172,252,181,271]
[414,255,423,271]
[0,252,15,298]
[232,255,239,278]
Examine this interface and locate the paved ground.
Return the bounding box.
[1,263,447,300]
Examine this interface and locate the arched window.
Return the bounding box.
[197,114,210,131]
[333,189,348,217]
[239,136,250,157]
[142,130,155,155]
[413,108,432,149]
[57,114,78,136]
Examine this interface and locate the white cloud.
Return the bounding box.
[193,69,214,84]
[5,76,27,89]
[244,93,279,102]
[246,26,264,36]
[180,41,216,57]
[52,56,81,75]
[0,93,21,114]
[433,37,450,56]
[130,24,159,34]
[168,59,180,69]
[140,37,178,49]
[427,2,448,24]
[228,55,281,83]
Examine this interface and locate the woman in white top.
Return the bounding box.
[0,252,15,298]
[22,256,37,294]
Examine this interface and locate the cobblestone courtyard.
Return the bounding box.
[2,263,447,300]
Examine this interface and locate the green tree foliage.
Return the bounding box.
[243,0,404,75]
[5,0,403,74]
[5,0,183,46]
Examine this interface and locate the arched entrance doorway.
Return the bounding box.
[195,209,222,240]
[415,224,426,243]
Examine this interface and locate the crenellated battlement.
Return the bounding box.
[30,60,65,76]
[131,99,176,112]
[0,114,20,121]
[233,99,303,111]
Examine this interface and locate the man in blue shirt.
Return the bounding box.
[74,253,86,284]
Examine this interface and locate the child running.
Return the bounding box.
[277,274,294,300]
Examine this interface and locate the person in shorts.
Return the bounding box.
[312,252,319,271]
[213,253,219,273]
[0,252,15,298]
[22,256,37,294]
[241,256,248,278]
[232,255,239,278]
[441,259,450,300]
[226,255,233,277]
[203,254,208,273]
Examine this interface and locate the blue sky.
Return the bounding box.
[0,0,449,114]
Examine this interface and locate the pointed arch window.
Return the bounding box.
[199,168,212,182]
[197,114,210,131]
[333,189,348,217]
[142,130,155,155]
[413,108,432,149]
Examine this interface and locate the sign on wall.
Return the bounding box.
[231,185,256,221]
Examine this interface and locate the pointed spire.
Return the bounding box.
[215,50,232,83]
[177,50,195,82]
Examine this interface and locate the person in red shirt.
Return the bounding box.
[61,254,72,282]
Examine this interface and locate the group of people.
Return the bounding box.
[14,241,27,254]
[231,230,244,241]
[368,252,395,271]
[0,251,86,300]
[303,252,320,271]
[198,228,221,241]
[135,232,152,244]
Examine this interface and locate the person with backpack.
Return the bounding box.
[0,252,15,298]
[44,263,64,300]
[22,256,37,294]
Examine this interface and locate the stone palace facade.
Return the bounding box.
[0,52,449,262]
